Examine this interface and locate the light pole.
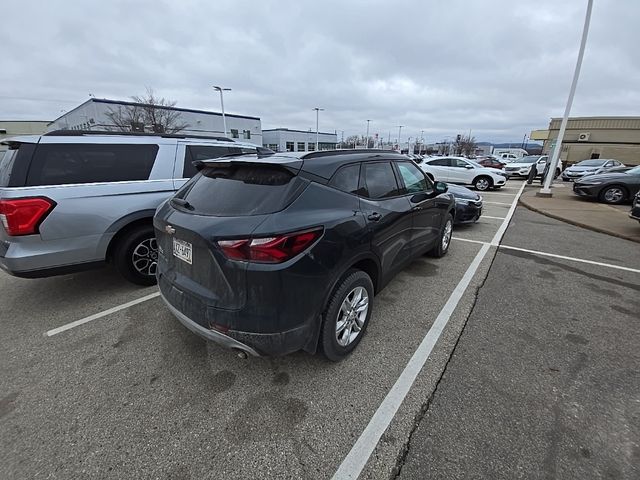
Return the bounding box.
[397,125,404,151]
[364,120,371,149]
[213,85,231,137]
[313,107,324,151]
[540,0,593,196]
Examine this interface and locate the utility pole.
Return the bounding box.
[397,125,404,151]
[540,0,593,196]
[213,85,231,137]
[313,107,324,151]
[365,120,371,149]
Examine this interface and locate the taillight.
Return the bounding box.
[0,197,56,236]
[217,228,323,263]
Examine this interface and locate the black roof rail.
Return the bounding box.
[301,149,403,160]
[43,130,235,142]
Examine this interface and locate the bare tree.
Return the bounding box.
[345,135,359,148]
[105,87,189,133]
[453,134,477,157]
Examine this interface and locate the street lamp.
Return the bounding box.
[213,85,231,137]
[365,120,371,149]
[313,107,324,150]
[540,0,593,196]
[397,125,404,151]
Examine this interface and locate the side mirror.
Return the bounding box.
[435,181,448,194]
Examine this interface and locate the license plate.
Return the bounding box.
[172,238,192,265]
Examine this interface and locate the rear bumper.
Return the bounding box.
[158,274,316,356]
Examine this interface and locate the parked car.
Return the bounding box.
[630,192,640,223]
[572,165,640,204]
[476,157,506,169]
[580,165,630,177]
[0,130,263,284]
[154,150,456,360]
[562,159,625,181]
[446,184,483,224]
[419,156,507,191]
[504,155,560,178]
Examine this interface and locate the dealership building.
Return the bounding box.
[47,98,262,145]
[0,120,50,152]
[531,116,640,166]
[262,128,337,152]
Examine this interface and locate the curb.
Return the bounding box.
[518,198,640,244]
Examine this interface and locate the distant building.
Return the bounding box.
[47,98,262,145]
[533,116,640,166]
[262,128,337,152]
[0,120,50,152]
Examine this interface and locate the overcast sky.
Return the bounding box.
[2,0,639,143]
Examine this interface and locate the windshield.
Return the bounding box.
[575,159,604,167]
[626,165,640,175]
[516,156,538,164]
[467,160,483,168]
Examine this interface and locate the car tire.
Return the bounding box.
[427,213,454,258]
[599,185,627,205]
[114,224,158,286]
[320,270,374,362]
[473,176,493,191]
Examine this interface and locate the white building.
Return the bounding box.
[262,128,337,152]
[47,98,262,145]
[0,120,51,152]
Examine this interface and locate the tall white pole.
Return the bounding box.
[397,125,403,151]
[313,107,324,151]
[540,0,593,195]
[365,120,370,149]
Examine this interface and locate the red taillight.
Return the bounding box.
[217,228,323,263]
[0,197,56,236]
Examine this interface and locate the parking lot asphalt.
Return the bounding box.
[397,208,640,479]
[5,180,634,479]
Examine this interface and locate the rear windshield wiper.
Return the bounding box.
[171,197,194,210]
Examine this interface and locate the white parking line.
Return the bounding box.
[481,216,506,220]
[45,292,160,337]
[484,201,512,206]
[331,182,526,480]
[479,192,517,197]
[499,245,640,274]
[452,237,488,245]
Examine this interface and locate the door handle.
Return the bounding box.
[367,212,382,221]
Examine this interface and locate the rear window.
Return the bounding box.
[0,149,17,187]
[176,163,306,216]
[26,144,158,186]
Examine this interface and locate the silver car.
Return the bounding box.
[0,131,261,284]
[561,158,625,181]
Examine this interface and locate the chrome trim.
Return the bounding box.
[159,293,260,357]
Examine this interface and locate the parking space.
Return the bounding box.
[7,179,633,479]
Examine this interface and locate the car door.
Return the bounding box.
[424,158,451,181]
[448,158,474,184]
[358,161,414,277]
[394,161,441,254]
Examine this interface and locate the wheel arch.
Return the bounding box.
[104,211,156,263]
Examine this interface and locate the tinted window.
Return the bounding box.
[428,158,450,166]
[26,144,158,186]
[329,164,360,194]
[362,162,399,199]
[397,162,428,193]
[183,145,256,177]
[177,164,304,216]
[452,158,469,168]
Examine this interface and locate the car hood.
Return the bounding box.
[566,165,601,172]
[506,162,534,168]
[576,172,629,183]
[446,183,480,200]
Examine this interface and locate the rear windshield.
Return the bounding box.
[0,149,17,187]
[576,159,604,167]
[176,163,306,216]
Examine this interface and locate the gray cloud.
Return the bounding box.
[2,0,638,143]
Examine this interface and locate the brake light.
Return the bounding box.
[218,228,323,263]
[0,197,56,236]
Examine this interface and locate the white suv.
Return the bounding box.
[419,156,507,191]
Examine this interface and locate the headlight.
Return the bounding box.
[455,198,471,204]
[579,179,604,185]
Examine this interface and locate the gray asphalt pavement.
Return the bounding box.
[3,180,637,479]
[397,208,640,480]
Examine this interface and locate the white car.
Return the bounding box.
[419,156,508,191]
[504,155,562,178]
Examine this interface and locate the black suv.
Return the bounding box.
[154,150,455,360]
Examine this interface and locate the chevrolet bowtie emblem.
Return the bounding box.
[165,225,176,234]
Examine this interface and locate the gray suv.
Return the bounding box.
[0,131,261,284]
